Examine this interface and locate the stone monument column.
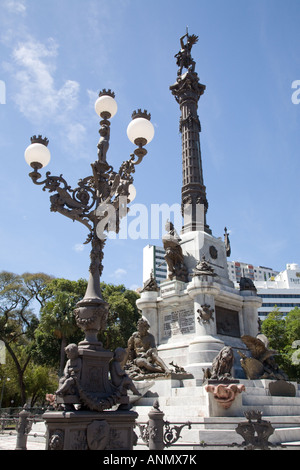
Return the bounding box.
[136,32,261,382]
[170,33,210,234]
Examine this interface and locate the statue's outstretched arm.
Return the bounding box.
[180,33,188,49]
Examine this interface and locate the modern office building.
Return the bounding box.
[227,260,279,284]
[226,261,300,320]
[256,263,300,320]
[143,244,167,285]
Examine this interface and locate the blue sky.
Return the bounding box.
[0,0,300,291]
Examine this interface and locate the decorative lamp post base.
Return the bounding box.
[43,409,138,450]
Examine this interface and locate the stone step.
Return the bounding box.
[135,405,206,419]
[179,381,300,394]
[271,427,300,445]
[171,384,270,397]
[171,386,206,397]
[135,398,300,422]
[178,426,300,446]
[191,428,242,445]
[242,394,300,406]
[137,394,207,407]
[242,404,300,417]
[136,393,300,416]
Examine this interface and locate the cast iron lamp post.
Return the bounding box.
[24,89,154,350]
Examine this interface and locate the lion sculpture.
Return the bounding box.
[203,346,235,382]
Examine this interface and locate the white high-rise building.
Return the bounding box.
[256,263,300,320]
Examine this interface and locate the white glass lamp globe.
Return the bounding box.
[127,117,154,145]
[95,94,117,118]
[128,184,137,202]
[24,142,51,168]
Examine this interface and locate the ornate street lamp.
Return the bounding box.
[24,89,154,348]
[24,90,154,416]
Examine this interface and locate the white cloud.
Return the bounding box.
[129,284,140,291]
[10,38,80,124]
[66,122,87,147]
[3,0,26,15]
[111,268,127,279]
[73,243,85,252]
[87,89,98,107]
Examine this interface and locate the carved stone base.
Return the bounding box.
[78,347,113,396]
[56,347,121,412]
[43,409,138,450]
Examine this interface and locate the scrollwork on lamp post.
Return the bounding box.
[24,89,154,350]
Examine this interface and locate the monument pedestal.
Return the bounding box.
[137,238,262,380]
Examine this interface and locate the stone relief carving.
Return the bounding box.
[197,304,214,324]
[209,245,218,260]
[192,256,216,278]
[49,430,64,451]
[71,429,88,451]
[205,383,245,409]
[87,421,110,450]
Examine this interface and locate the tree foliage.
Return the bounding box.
[0,271,141,404]
[0,352,57,408]
[99,282,140,351]
[262,307,300,381]
[0,271,53,405]
[32,278,87,375]
[32,279,140,374]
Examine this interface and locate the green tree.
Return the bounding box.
[262,307,300,381]
[285,307,300,344]
[33,279,140,375]
[33,278,87,375]
[261,307,287,351]
[24,363,58,408]
[99,283,140,351]
[0,271,52,404]
[0,351,57,408]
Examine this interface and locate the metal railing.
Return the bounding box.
[135,403,300,451]
[1,402,299,451]
[0,405,46,450]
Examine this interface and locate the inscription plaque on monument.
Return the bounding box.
[215,306,240,337]
[163,308,195,338]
